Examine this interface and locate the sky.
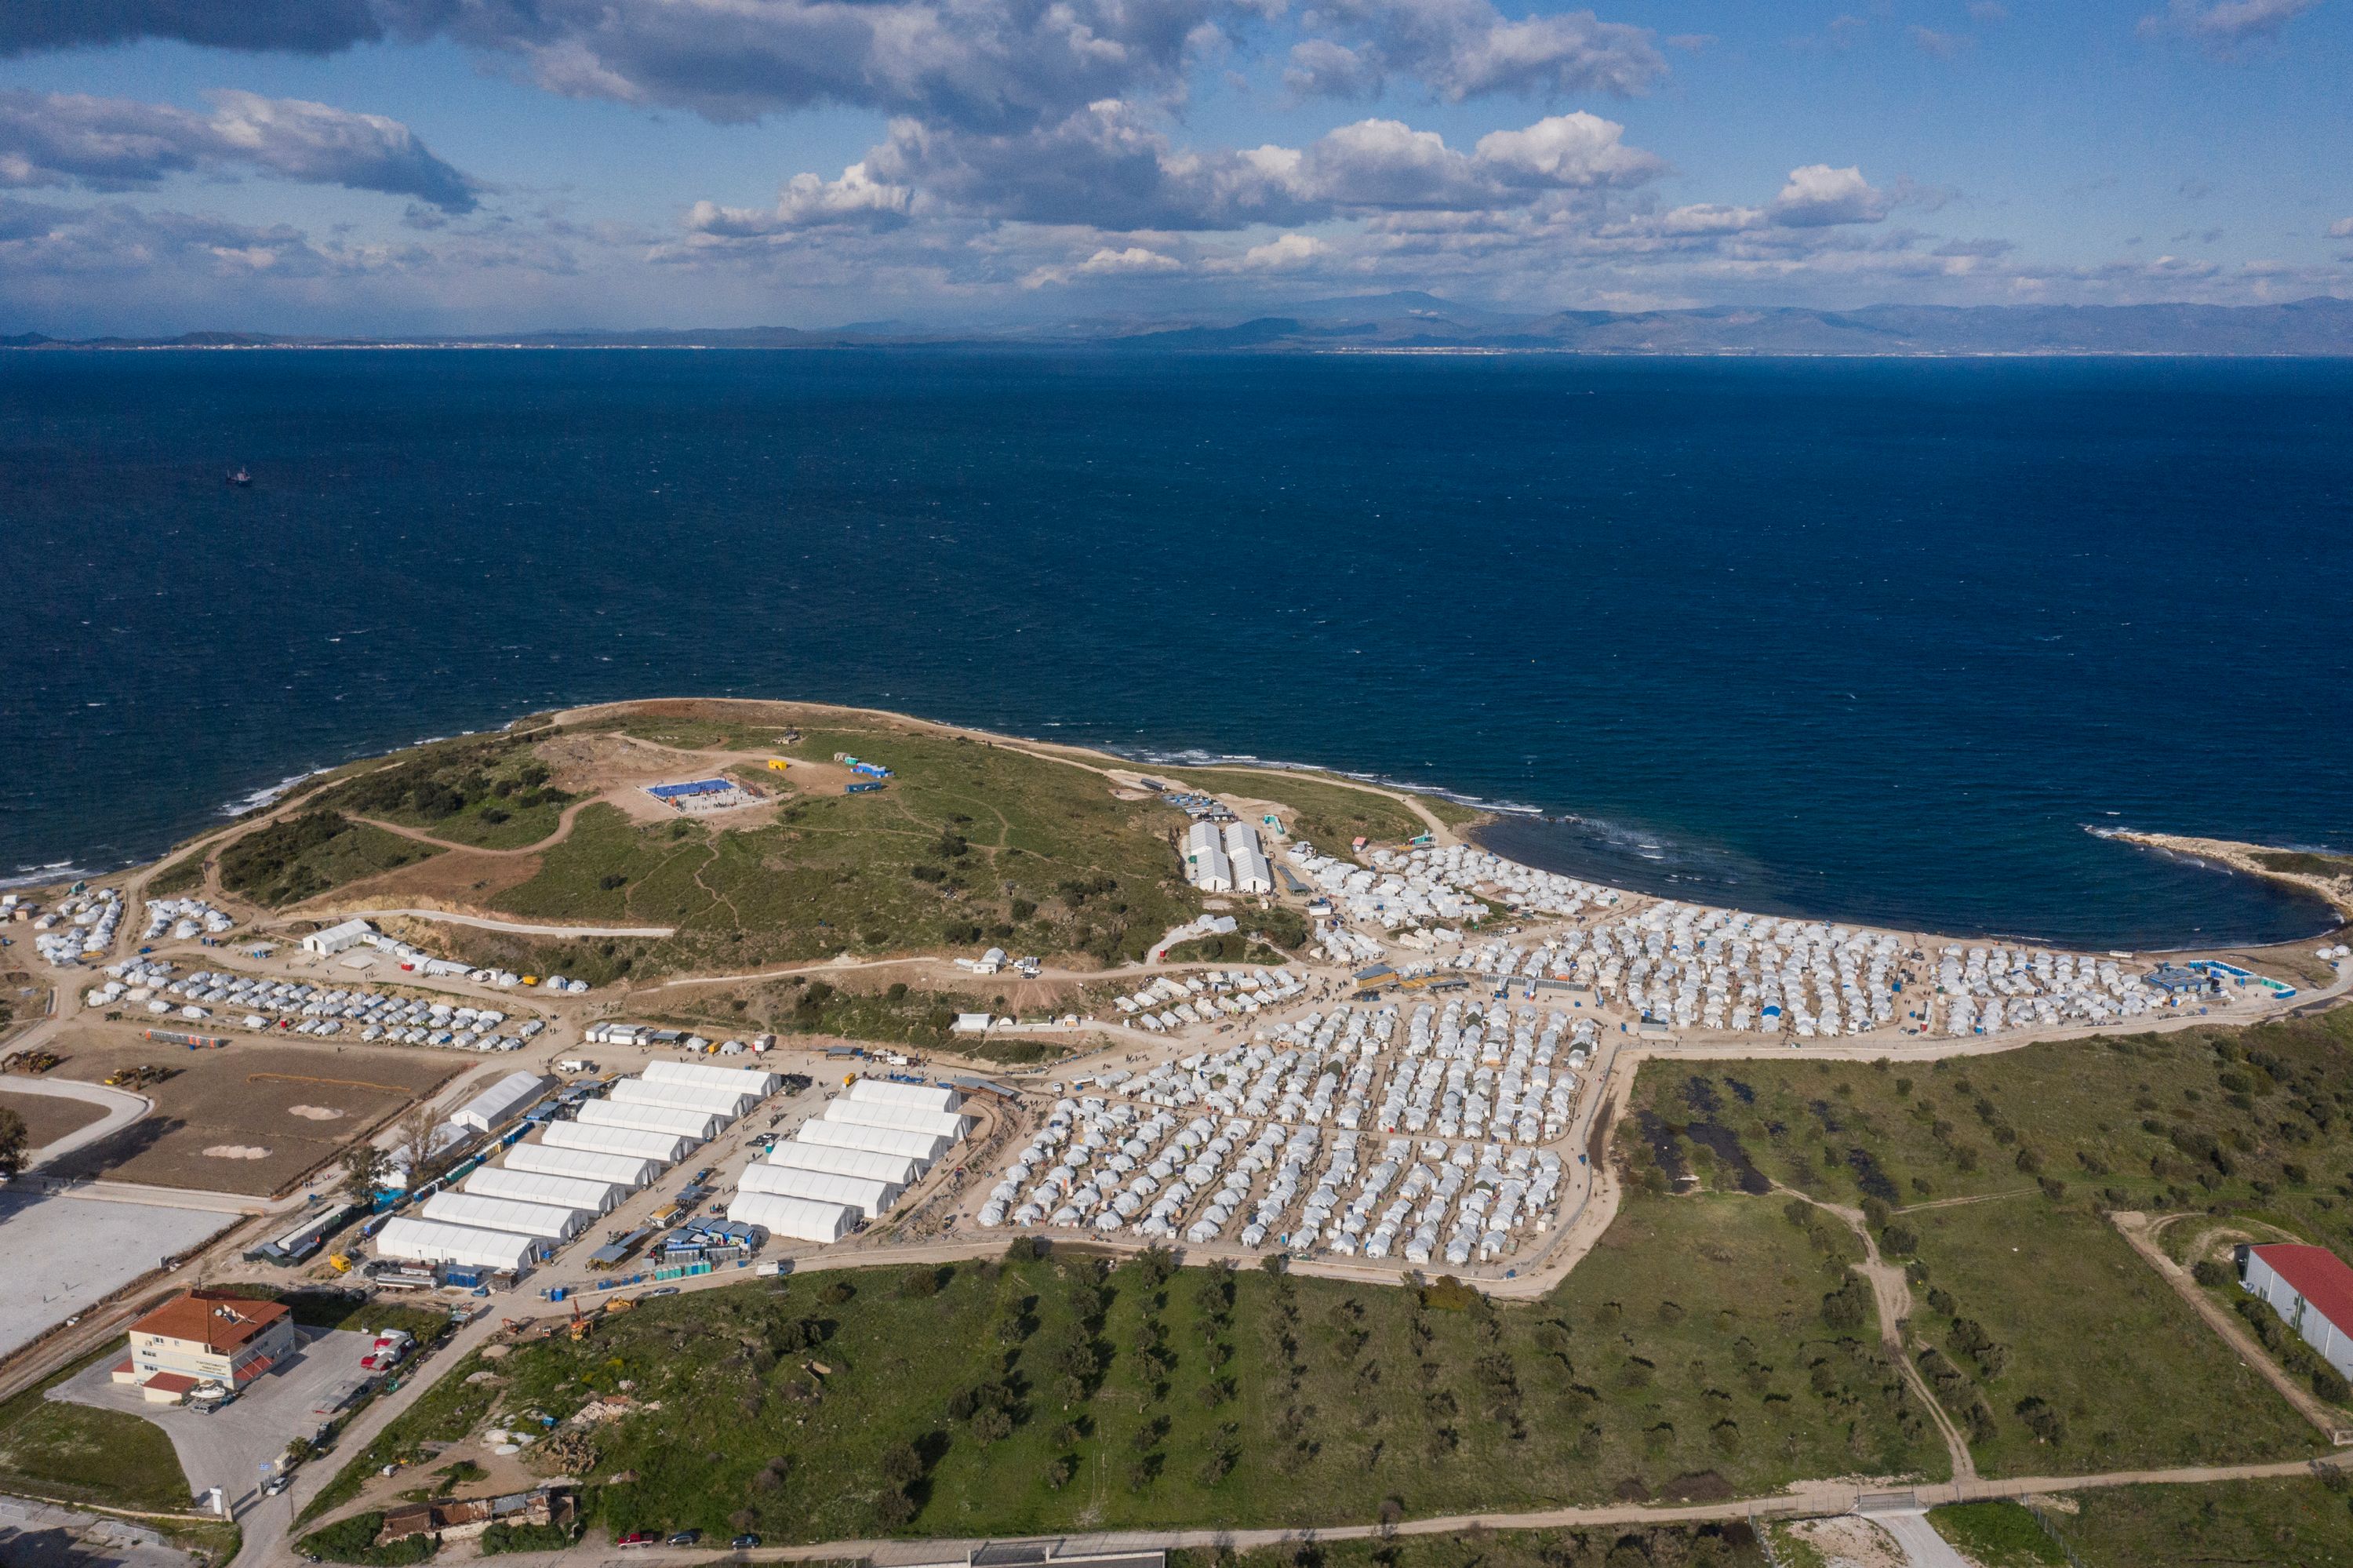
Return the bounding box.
[2,0,2350,334]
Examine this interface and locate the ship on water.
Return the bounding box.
[225,467,252,486]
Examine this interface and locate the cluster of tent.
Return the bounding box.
[375,1059,779,1275]
[726,1079,972,1242]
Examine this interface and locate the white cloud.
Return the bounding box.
[0,89,478,209]
[1023,242,1183,286]
[1907,25,1973,57]
[1209,231,1327,271]
[1472,111,1662,187]
[2327,216,2353,238]
[1769,164,1889,227]
[2137,0,2321,52]
[686,163,912,238]
[1292,0,1668,102]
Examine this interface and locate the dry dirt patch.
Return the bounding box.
[38,1031,456,1194]
[0,1087,107,1148]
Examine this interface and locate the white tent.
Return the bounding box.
[577,1100,722,1141]
[644,1059,780,1097]
[421,1190,586,1241]
[845,1079,962,1115]
[375,1215,539,1273]
[727,1189,856,1242]
[795,1118,950,1164]
[502,1141,659,1189]
[464,1165,620,1216]
[609,1078,752,1119]
[823,1098,969,1141]
[450,1070,552,1134]
[766,1141,920,1187]
[739,1161,901,1219]
[539,1120,689,1164]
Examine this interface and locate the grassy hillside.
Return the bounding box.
[219,810,445,907]
[1626,1003,2353,1475]
[493,724,1208,973]
[0,1348,191,1512]
[314,732,574,850]
[310,1191,1937,1544]
[2056,1475,2353,1566]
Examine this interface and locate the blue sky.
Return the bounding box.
[2,0,2348,333]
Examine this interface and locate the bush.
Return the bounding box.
[479,1522,575,1555]
[298,1515,437,1566]
[2191,1258,2234,1289]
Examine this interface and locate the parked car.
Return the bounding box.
[617,1531,657,1548]
[731,1534,761,1550]
[649,1286,679,1297]
[667,1530,701,1546]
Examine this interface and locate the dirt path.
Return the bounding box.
[1781,1186,1980,1483]
[346,795,601,858]
[1896,1188,2035,1216]
[316,907,675,940]
[2111,1210,2353,1442]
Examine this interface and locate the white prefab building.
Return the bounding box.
[766,1141,920,1187]
[501,1134,659,1186]
[846,1079,962,1115]
[823,1098,971,1141]
[2243,1243,2353,1381]
[375,1216,540,1273]
[1224,822,1274,894]
[609,1078,753,1119]
[502,1142,659,1189]
[538,1120,689,1165]
[643,1059,780,1098]
[1185,821,1233,892]
[727,1189,857,1243]
[795,1118,950,1166]
[464,1166,620,1216]
[450,1071,552,1134]
[576,1100,722,1141]
[738,1162,901,1219]
[302,918,377,957]
[420,1190,587,1242]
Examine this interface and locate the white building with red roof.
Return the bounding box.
[2243,1242,2353,1381]
[110,1290,296,1403]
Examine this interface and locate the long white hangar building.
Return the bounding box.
[729,1079,973,1242]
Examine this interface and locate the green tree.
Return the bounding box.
[0,1105,26,1179]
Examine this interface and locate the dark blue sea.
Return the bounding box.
[3,350,2348,948]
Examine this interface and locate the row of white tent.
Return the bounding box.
[375,1058,780,1275]
[726,1078,973,1242]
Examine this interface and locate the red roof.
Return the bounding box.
[2251,1243,2353,1333]
[140,1372,199,1395]
[128,1290,290,1354]
[232,1353,277,1382]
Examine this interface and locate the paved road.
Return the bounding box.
[9,1078,151,1170]
[1873,1509,1974,1568]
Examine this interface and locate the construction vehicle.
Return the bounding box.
[766,758,790,773]
[325,1253,353,1274]
[103,1064,171,1089]
[2,1049,60,1075]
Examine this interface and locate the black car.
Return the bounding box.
[667,1530,701,1546]
[731,1535,762,1550]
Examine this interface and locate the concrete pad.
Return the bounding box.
[52,1327,377,1517]
[0,1497,200,1568]
[0,1190,232,1357]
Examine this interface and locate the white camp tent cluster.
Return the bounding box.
[1289,841,1626,933]
[142,897,235,942]
[128,969,546,1051]
[980,1090,1564,1267]
[726,1078,969,1242]
[82,956,176,1011]
[374,1058,778,1276]
[1113,968,1304,1033]
[32,886,120,966]
[977,992,1581,1264]
[1936,946,2158,1037]
[1185,820,1274,893]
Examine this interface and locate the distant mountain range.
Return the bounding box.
[10,295,2353,355]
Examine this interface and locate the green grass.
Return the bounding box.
[147,850,208,896]
[1168,767,1432,850]
[1628,1024,2351,1478]
[1927,1501,2068,1566]
[316,733,573,850]
[2056,1475,2353,1566]
[307,1192,1935,1544]
[493,722,1206,975]
[2253,849,2353,879]
[0,1347,191,1512]
[218,811,445,908]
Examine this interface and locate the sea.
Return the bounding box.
[3,349,2348,949]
